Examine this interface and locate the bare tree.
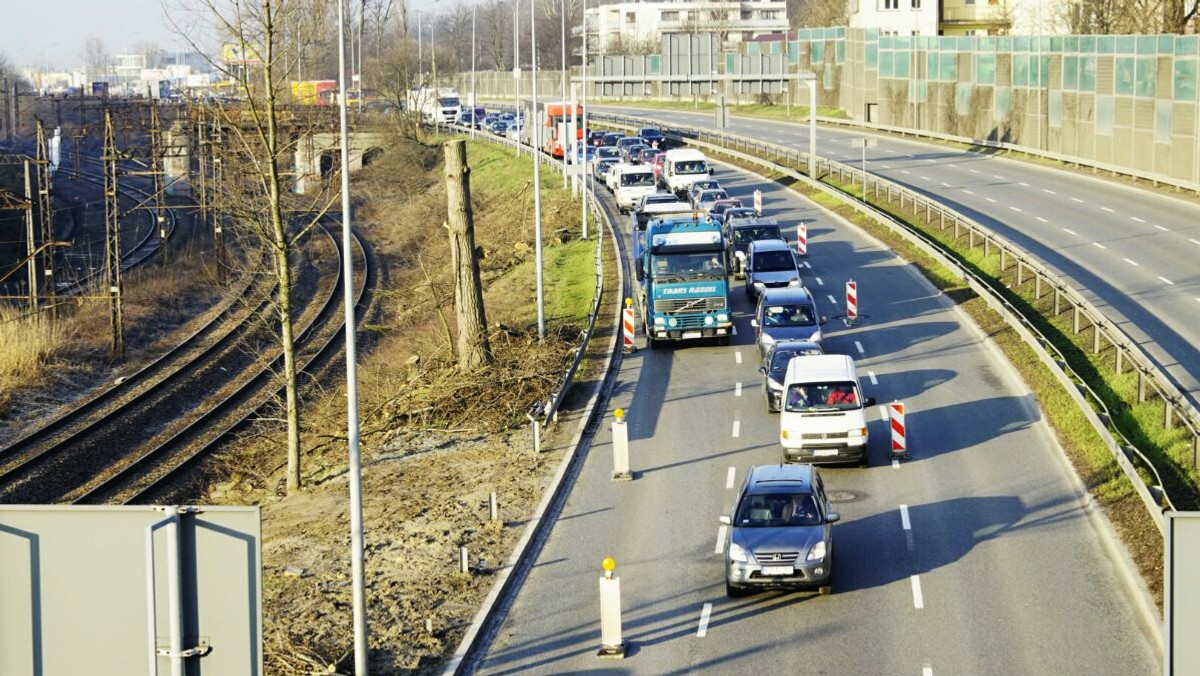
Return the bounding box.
[171,0,341,493]
[482,0,513,70]
[443,140,492,370]
[791,0,847,28]
[81,38,111,83]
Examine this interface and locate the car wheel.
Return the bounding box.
[725,581,748,598]
[646,334,657,350]
[818,583,832,596]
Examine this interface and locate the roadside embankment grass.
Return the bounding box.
[698,142,1170,604]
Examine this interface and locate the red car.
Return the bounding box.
[650,152,667,178]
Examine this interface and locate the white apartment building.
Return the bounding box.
[585,0,789,52]
[847,0,939,36]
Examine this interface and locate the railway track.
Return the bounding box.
[0,219,369,505]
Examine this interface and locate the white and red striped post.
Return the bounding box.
[846,279,858,324]
[796,223,808,257]
[622,298,636,353]
[753,189,762,216]
[889,401,908,460]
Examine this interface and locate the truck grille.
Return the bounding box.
[754,551,800,565]
[654,297,726,313]
[801,432,847,440]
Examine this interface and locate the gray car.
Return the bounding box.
[721,463,838,597]
[745,238,802,301]
[752,287,826,358]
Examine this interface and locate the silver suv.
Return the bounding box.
[720,464,839,597]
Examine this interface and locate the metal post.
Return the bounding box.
[337,1,370,672]
[34,120,55,315]
[1138,371,1147,403]
[1093,323,1102,354]
[102,111,124,359]
[532,0,545,340]
[561,0,568,191]
[471,6,477,140]
[611,408,631,480]
[165,507,184,676]
[1115,348,1124,374]
[489,492,499,521]
[513,0,520,156]
[459,546,470,574]
[23,159,38,312]
[1072,305,1081,334]
[581,0,590,240]
[807,79,816,178]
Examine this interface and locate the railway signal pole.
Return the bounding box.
[149,101,168,266]
[35,119,56,315]
[102,110,125,359]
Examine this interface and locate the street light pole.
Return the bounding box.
[531,0,545,339]
[561,0,568,190]
[471,5,477,139]
[513,0,521,156]
[581,0,589,239]
[336,1,368,673]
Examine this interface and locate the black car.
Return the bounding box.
[624,143,651,163]
[588,130,608,146]
[639,127,667,150]
[726,217,783,278]
[760,340,825,412]
[603,132,625,146]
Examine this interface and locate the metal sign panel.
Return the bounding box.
[0,505,261,676]
[1166,512,1200,676]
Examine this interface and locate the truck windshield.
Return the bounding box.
[734,227,782,244]
[785,382,860,412]
[752,251,795,272]
[674,160,708,175]
[763,304,816,327]
[440,97,460,107]
[650,252,725,280]
[735,493,821,527]
[621,173,655,187]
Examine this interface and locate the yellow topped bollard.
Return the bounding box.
[611,409,631,481]
[597,555,625,658]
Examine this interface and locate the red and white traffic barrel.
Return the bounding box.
[623,298,636,353]
[846,279,858,323]
[796,223,808,257]
[889,401,908,460]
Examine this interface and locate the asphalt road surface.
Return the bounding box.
[590,105,1200,407]
[471,160,1160,675]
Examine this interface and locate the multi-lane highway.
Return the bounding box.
[471,160,1160,674]
[592,105,1200,407]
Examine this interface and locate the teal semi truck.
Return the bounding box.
[635,215,732,347]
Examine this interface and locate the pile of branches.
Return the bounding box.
[370,324,579,441]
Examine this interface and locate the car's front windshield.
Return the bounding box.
[735,493,821,527]
[770,348,814,373]
[763,304,815,327]
[598,147,621,159]
[700,191,725,204]
[676,160,708,175]
[735,227,782,244]
[650,252,726,280]
[784,381,861,412]
[621,173,655,187]
[752,251,795,272]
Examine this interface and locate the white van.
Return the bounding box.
[614,165,657,213]
[779,354,876,465]
[660,148,712,196]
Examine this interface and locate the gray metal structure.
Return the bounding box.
[0,505,261,676]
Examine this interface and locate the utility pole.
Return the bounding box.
[23,158,38,312]
[149,100,167,265]
[35,119,56,314]
[561,0,568,190]
[102,110,124,360]
[471,5,477,140]
[581,0,589,240]
[531,0,545,340]
[513,0,521,156]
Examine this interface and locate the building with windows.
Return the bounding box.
[848,0,1011,36]
[583,0,789,53]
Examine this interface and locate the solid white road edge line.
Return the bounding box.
[697,603,713,637]
[715,526,727,554]
[911,575,925,609]
[726,467,736,489]
[900,504,912,530]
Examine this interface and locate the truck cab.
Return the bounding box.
[631,196,693,262]
[635,216,732,347]
[661,149,713,196]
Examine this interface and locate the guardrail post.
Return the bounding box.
[1034,273,1042,299]
[1053,289,1062,315]
[953,219,960,240]
[926,201,931,222]
[1092,324,1102,354]
[968,228,975,250]
[1072,305,1082,334]
[1115,348,1125,374]
[983,235,991,258]
[939,209,945,230]
[1138,371,1148,403]
[999,248,1006,271]
[1193,433,1200,468]
[1016,261,1024,287]
[1164,400,1174,429]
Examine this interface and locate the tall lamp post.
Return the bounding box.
[336,0,368,673]
[797,71,817,177]
[513,0,522,156]
[581,0,589,239]
[561,0,569,190]
[531,0,545,339]
[471,5,477,139]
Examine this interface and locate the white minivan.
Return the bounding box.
[660,148,712,196]
[779,354,876,465]
[614,165,657,213]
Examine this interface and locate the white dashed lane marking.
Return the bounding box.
[815,276,824,286]
[985,197,997,203]
[827,294,837,304]
[1071,197,1085,203]
[1010,206,1022,213]
[924,668,935,676]
[726,467,736,489]
[697,603,713,637]
[962,190,975,195]
[1124,258,1139,267]
[1093,242,1107,249]
[854,341,865,356]
[940,182,951,187]
[715,526,727,554]
[1130,216,1146,223]
[900,504,912,530]
[1018,182,1029,187]
[732,420,741,437]
[911,576,925,609]
[1042,189,1056,194]
[969,169,980,174]
[1156,225,1170,232]
[1063,228,1078,235]
[735,351,742,364]
[735,382,742,397]
[993,174,1005,180]
[1101,207,1115,213]
[919,176,931,181]
[1160,276,1175,286]
[1191,239,1200,246]
[868,370,878,385]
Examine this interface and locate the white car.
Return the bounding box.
[605,162,629,193]
[613,166,657,213]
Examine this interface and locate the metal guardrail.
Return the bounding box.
[446,123,607,429]
[592,111,1198,532]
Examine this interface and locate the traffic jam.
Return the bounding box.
[582,125,908,599]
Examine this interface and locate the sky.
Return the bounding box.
[8,0,460,72]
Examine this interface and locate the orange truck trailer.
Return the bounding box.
[543,102,584,159]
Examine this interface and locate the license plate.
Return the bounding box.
[682,331,702,339]
[813,449,840,457]
[761,565,794,576]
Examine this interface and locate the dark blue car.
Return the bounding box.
[639,127,667,150]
